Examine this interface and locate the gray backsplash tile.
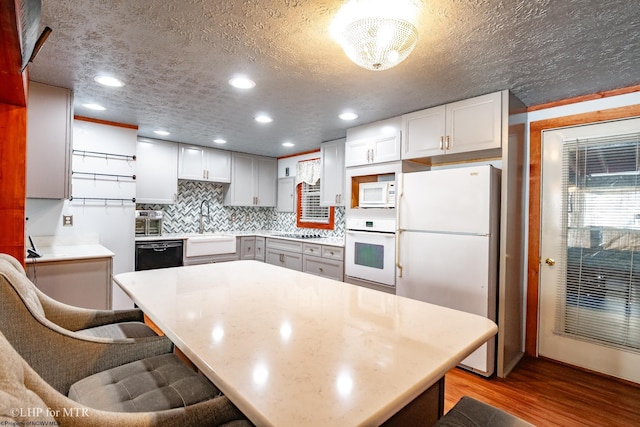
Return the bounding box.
[137,180,344,237]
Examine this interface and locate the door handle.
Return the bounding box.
[545,258,555,266]
[396,229,403,278]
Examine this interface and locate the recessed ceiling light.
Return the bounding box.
[154,130,170,136]
[255,115,273,123]
[82,103,106,111]
[339,112,358,121]
[94,75,124,87]
[213,138,227,144]
[282,142,295,148]
[229,76,256,89]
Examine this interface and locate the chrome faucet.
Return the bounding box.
[199,199,210,234]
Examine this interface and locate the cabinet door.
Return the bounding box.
[320,139,345,206]
[178,145,206,180]
[372,132,401,163]
[283,252,303,271]
[345,139,373,167]
[265,249,285,268]
[225,153,256,206]
[277,177,295,212]
[26,82,72,199]
[26,258,112,309]
[401,105,446,159]
[256,156,277,207]
[205,148,231,183]
[240,236,255,260]
[255,237,265,261]
[137,139,178,204]
[446,91,502,154]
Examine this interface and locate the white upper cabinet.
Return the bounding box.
[402,91,502,160]
[320,138,345,206]
[178,144,231,182]
[345,132,401,167]
[277,177,295,212]
[136,138,178,204]
[26,82,72,199]
[224,153,277,207]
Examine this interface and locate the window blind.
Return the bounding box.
[300,181,330,223]
[557,132,640,352]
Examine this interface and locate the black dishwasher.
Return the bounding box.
[135,240,183,271]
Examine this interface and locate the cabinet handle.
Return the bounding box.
[445,135,451,150]
[439,136,444,150]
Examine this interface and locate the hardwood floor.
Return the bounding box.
[444,356,640,426]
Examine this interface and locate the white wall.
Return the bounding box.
[26,120,138,309]
[277,150,320,178]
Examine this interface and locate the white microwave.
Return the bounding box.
[359,181,396,208]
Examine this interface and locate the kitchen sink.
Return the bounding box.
[185,234,236,257]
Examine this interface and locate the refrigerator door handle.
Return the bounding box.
[396,228,403,278]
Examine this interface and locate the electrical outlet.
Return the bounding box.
[63,215,73,227]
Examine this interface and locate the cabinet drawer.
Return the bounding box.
[321,246,344,260]
[266,238,303,253]
[303,243,322,256]
[303,256,343,281]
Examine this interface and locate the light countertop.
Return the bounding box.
[135,230,345,247]
[114,261,497,426]
[25,244,114,263]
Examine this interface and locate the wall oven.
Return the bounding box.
[345,218,396,287]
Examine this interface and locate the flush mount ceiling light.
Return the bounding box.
[255,114,273,124]
[282,142,295,148]
[339,111,359,121]
[153,130,170,136]
[94,75,124,87]
[229,76,256,89]
[213,138,227,144]
[82,103,106,111]
[330,0,422,71]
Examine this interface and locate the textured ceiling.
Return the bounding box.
[28,0,640,157]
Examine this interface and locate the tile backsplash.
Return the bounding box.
[137,180,345,237]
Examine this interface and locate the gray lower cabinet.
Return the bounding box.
[25,257,112,309]
[255,237,265,261]
[240,236,256,260]
[265,238,344,280]
[302,243,344,281]
[265,238,303,271]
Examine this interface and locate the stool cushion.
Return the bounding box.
[68,353,221,412]
[77,322,159,339]
[434,396,534,427]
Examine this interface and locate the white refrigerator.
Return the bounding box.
[396,165,501,377]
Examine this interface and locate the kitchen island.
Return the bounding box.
[114,261,497,426]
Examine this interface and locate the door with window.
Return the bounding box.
[539,117,640,383]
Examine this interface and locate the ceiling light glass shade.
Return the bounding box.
[331,0,422,71]
[342,18,418,70]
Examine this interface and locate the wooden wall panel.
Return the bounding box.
[0,104,27,259]
[1,0,28,260]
